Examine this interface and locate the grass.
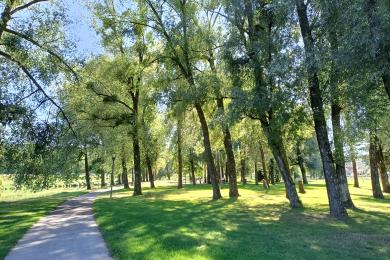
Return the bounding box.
[0,185,86,259]
[94,180,390,260]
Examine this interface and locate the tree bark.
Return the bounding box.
[269,158,275,185]
[100,172,106,188]
[132,134,142,196]
[296,142,308,184]
[84,152,91,190]
[177,118,183,189]
[240,155,246,184]
[122,158,130,189]
[369,131,385,199]
[131,89,142,196]
[298,180,306,194]
[352,156,359,188]
[377,142,390,193]
[217,98,239,196]
[331,103,354,208]
[147,158,155,189]
[259,142,270,188]
[190,158,196,185]
[255,162,259,185]
[296,0,347,218]
[195,103,221,199]
[268,138,302,208]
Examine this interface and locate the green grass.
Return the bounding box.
[0,187,86,259]
[94,181,390,260]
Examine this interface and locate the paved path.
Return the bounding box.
[6,191,113,260]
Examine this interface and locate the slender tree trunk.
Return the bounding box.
[100,172,106,188]
[331,104,354,208]
[132,134,142,196]
[240,155,246,184]
[262,122,302,208]
[122,159,129,189]
[216,98,239,197]
[296,0,347,218]
[131,90,142,196]
[118,174,122,185]
[195,103,221,199]
[147,158,155,189]
[84,152,91,190]
[296,142,308,184]
[255,162,259,185]
[377,142,390,193]
[190,158,196,185]
[269,141,302,208]
[369,131,385,199]
[259,142,270,188]
[176,119,183,189]
[352,156,359,188]
[269,158,275,184]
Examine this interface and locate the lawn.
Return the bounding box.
[94,181,390,260]
[0,186,86,259]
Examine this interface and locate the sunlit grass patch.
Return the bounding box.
[94,181,389,260]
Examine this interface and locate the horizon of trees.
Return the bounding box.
[0,0,389,219]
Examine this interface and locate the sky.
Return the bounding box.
[64,0,103,57]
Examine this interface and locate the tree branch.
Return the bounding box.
[10,0,49,15]
[4,28,78,80]
[0,50,77,136]
[88,86,135,113]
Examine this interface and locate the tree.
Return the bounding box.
[295,0,347,218]
[144,0,222,199]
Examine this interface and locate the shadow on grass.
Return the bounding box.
[95,186,390,260]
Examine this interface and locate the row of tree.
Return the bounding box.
[0,0,389,219]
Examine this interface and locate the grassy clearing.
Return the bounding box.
[94,181,390,260]
[0,185,86,259]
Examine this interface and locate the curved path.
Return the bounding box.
[6,191,112,260]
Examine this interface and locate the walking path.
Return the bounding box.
[6,190,113,260]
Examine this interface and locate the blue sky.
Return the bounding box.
[65,0,102,57]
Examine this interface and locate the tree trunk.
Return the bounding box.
[132,134,142,196]
[296,142,308,184]
[352,156,359,188]
[131,89,142,196]
[377,142,390,193]
[122,159,130,189]
[295,0,347,218]
[240,156,246,184]
[190,158,196,185]
[117,174,122,185]
[269,158,275,184]
[298,180,306,194]
[255,162,259,185]
[266,133,302,208]
[195,103,221,199]
[369,131,385,199]
[259,142,270,187]
[84,152,91,190]
[177,119,183,189]
[100,172,106,188]
[331,103,354,208]
[147,158,155,189]
[217,98,239,197]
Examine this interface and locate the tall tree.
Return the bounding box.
[295,0,347,218]
[145,0,222,199]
